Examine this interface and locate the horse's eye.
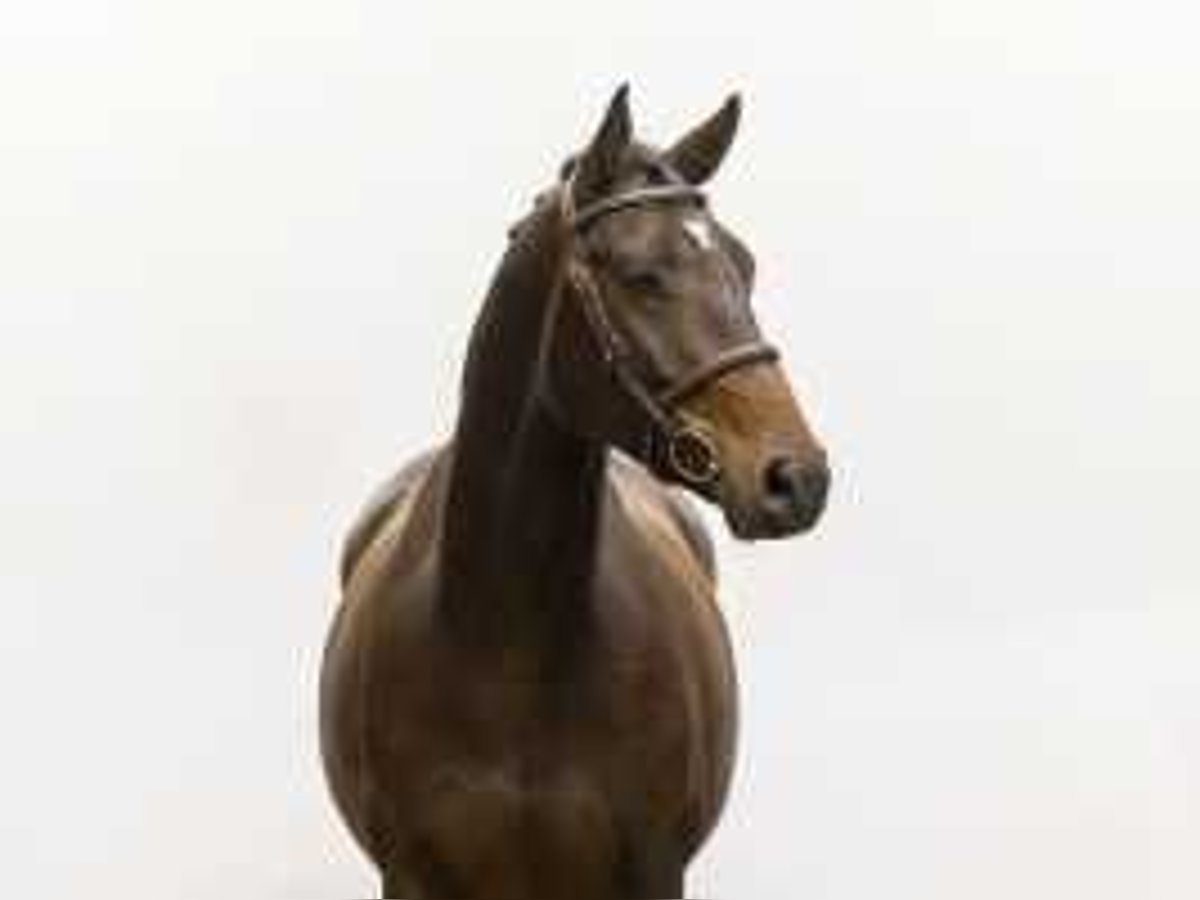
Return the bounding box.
[620,269,667,296]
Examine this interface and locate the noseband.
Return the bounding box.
[562,180,779,487]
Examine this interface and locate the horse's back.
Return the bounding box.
[340,448,714,589]
[339,446,443,588]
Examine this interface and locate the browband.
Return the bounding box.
[572,184,707,231]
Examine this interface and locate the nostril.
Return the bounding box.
[763,457,831,515]
[764,457,803,502]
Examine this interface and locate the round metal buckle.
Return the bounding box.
[667,423,721,485]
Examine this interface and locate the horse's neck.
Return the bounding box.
[438,203,606,650]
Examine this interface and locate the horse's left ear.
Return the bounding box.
[665,93,742,185]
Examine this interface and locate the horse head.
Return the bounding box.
[540,86,830,540]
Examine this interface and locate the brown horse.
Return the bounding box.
[320,87,830,899]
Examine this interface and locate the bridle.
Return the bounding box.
[560,177,779,487]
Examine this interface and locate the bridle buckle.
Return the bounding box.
[666,423,721,486]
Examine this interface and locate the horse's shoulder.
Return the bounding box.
[339,446,444,588]
[608,453,716,581]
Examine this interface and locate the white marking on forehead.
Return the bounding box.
[682,217,715,252]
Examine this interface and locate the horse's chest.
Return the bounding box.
[329,480,738,872]
[408,534,733,836]
[395,766,643,896]
[391,626,730,887]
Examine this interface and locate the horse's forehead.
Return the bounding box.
[598,204,714,255]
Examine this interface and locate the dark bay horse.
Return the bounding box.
[321,87,830,899]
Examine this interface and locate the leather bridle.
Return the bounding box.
[560,178,780,487]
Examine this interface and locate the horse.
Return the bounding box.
[320,86,830,899]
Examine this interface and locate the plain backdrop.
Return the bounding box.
[2,0,1198,897]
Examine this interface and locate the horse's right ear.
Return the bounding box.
[571,84,633,206]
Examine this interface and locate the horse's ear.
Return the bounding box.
[664,93,741,185]
[571,84,633,205]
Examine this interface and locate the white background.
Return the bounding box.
[2,1,1198,897]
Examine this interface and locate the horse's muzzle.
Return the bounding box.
[731,455,830,539]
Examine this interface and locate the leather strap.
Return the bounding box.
[573,184,706,232]
[566,258,776,487]
[556,175,778,486]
